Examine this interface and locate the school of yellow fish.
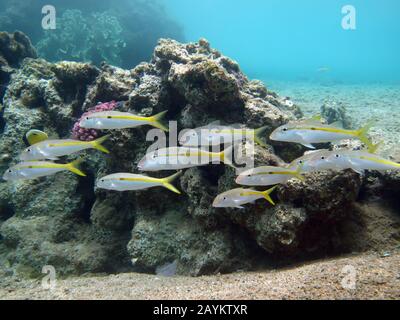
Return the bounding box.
[3,108,400,210]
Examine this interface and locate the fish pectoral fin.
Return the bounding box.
[301,143,316,149]
[235,206,245,209]
[351,168,365,175]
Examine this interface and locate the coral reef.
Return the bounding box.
[0,33,399,278]
[0,0,184,68]
[36,10,126,67]
[320,99,352,129]
[0,31,37,101]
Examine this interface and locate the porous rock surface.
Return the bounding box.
[0,34,398,278]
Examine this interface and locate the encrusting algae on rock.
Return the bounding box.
[0,33,399,279]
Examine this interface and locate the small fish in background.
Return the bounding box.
[2,159,86,181]
[326,150,400,174]
[19,135,110,161]
[212,186,277,209]
[97,171,182,194]
[288,149,337,173]
[270,119,376,152]
[79,110,169,132]
[179,121,269,147]
[317,66,330,73]
[236,165,304,186]
[137,145,235,171]
[156,260,178,277]
[23,129,49,146]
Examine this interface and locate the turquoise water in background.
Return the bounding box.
[165,0,400,84]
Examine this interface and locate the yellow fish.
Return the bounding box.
[270,120,376,153]
[213,186,277,208]
[19,135,110,161]
[79,110,169,132]
[3,159,86,181]
[24,129,49,146]
[97,171,182,194]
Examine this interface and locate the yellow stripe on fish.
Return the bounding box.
[359,155,400,168]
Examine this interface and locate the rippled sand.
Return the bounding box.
[1,250,399,300]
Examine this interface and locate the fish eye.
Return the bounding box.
[223,197,227,200]
[101,179,105,182]
[8,169,12,173]
[321,156,325,160]
[247,174,251,177]
[27,148,31,152]
[86,117,89,120]
[282,127,288,132]
[299,160,303,164]
[335,154,340,158]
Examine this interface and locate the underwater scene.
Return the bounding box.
[0,0,399,300]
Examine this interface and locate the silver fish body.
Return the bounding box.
[137,146,232,171]
[236,166,303,186]
[327,150,400,172]
[179,125,253,147]
[212,187,276,208]
[2,159,85,181]
[19,136,110,161]
[270,120,371,149]
[289,149,337,173]
[79,110,168,131]
[97,171,182,194]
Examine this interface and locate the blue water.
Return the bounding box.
[164,0,400,84]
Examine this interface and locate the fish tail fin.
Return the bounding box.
[220,145,235,168]
[161,171,182,194]
[368,140,383,154]
[261,186,277,206]
[356,121,375,151]
[91,135,111,154]
[294,163,306,181]
[253,126,269,147]
[149,110,169,132]
[66,158,86,177]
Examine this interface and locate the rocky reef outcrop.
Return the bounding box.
[0,33,399,278]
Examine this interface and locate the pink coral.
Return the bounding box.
[72,101,119,141]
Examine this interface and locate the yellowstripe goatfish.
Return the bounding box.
[2,159,86,181]
[326,150,400,173]
[79,110,169,132]
[236,165,304,186]
[270,120,376,153]
[97,171,182,194]
[137,146,234,171]
[19,135,110,161]
[212,186,277,209]
[179,122,269,147]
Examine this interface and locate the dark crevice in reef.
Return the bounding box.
[76,170,96,224]
[0,204,15,222]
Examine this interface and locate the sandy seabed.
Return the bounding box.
[269,81,400,159]
[1,250,399,300]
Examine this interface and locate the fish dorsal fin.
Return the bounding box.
[299,119,323,126]
[303,149,329,156]
[199,120,221,129]
[311,114,323,121]
[24,129,49,146]
[328,121,343,128]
